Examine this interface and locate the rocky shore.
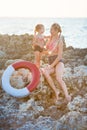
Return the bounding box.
[0,34,87,130]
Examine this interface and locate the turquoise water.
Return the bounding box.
[0,17,87,48]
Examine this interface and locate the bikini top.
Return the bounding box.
[46,35,61,52]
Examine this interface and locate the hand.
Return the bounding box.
[44,45,46,49]
[45,65,52,70]
[48,51,52,55]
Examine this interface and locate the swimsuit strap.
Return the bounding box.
[37,37,44,41]
[47,35,61,50]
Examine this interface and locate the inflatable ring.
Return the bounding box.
[2,61,40,98]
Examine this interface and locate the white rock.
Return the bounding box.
[59,111,81,123]
[84,55,87,65]
[0,50,6,58]
[5,59,23,67]
[19,98,35,111]
[67,95,86,111]
[74,65,87,77]
[10,68,32,89]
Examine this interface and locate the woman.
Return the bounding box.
[42,23,71,102]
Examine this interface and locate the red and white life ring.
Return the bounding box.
[2,61,40,98]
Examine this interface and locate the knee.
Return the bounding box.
[41,68,48,76]
[56,77,63,84]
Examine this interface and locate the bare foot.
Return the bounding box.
[66,95,71,102]
[54,94,62,105]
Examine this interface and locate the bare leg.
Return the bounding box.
[42,68,60,100]
[56,62,71,102]
[35,51,41,68]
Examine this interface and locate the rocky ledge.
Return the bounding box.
[0,34,87,130]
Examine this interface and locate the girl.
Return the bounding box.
[32,24,45,68]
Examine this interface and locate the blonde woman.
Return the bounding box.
[42,23,71,102]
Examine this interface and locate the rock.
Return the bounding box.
[10,75,26,89]
[0,50,7,69]
[33,116,56,130]
[10,68,32,89]
[0,70,4,87]
[66,46,74,50]
[61,35,66,51]
[0,50,6,58]
[33,105,44,113]
[16,122,34,130]
[19,98,35,111]
[0,34,87,130]
[59,111,87,130]
[84,55,87,65]
[67,95,87,112]
[5,59,23,68]
[74,65,87,76]
[0,34,10,47]
[22,53,34,62]
[63,65,87,90]
[19,98,44,114]
[40,85,48,94]
[55,121,71,130]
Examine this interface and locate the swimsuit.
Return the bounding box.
[48,55,63,65]
[33,37,45,52]
[47,36,64,65]
[33,45,43,52]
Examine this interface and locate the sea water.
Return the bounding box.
[0,17,87,48]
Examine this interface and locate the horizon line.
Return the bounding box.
[0,16,87,18]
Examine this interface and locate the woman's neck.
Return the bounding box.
[51,34,60,40]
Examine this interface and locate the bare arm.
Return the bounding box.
[50,39,63,68]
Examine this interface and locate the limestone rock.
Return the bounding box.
[67,95,87,112]
[0,50,6,58]
[19,98,35,111]
[10,68,32,89]
[5,59,23,68]
[0,34,87,130]
[84,55,87,65]
[0,70,4,88]
[59,111,87,130]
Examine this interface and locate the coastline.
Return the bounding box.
[0,34,87,129]
[0,17,87,48]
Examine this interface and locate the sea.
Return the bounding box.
[0,17,87,48]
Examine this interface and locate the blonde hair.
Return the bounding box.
[34,24,44,34]
[51,23,62,33]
